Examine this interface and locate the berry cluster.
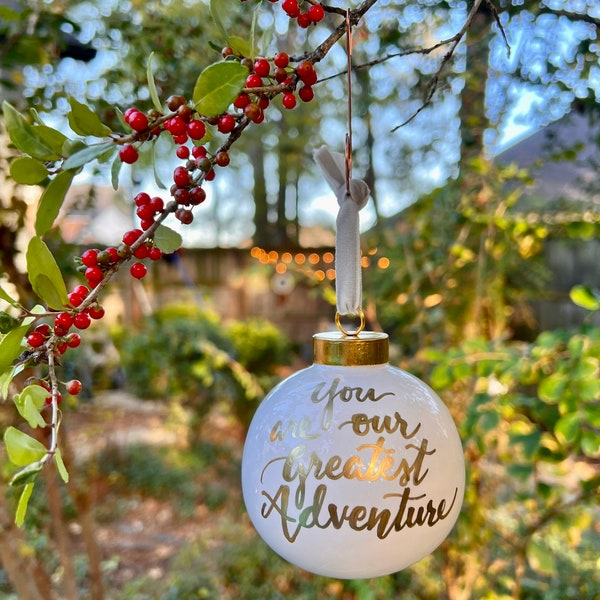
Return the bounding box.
[226,50,318,118]
[281,0,325,27]
[24,0,328,415]
[242,0,326,28]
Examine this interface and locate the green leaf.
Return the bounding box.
[26,236,68,309]
[538,372,567,404]
[154,225,183,254]
[554,412,580,445]
[14,385,48,429]
[0,311,19,334]
[9,156,48,184]
[4,426,47,466]
[147,52,163,113]
[229,35,252,58]
[509,431,541,461]
[193,62,248,117]
[0,324,29,373]
[15,483,35,527]
[2,101,60,160]
[67,98,112,137]
[54,448,70,483]
[209,0,230,40]
[111,151,123,190]
[570,285,600,311]
[35,170,76,236]
[62,141,114,171]
[0,286,20,308]
[10,462,43,487]
[1,364,25,400]
[31,123,69,156]
[526,539,557,576]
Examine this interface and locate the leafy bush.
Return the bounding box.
[114,306,293,431]
[420,325,600,598]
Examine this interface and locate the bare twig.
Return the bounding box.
[392,0,486,131]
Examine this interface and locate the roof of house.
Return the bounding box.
[496,103,600,205]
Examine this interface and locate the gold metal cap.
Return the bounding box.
[313,331,389,366]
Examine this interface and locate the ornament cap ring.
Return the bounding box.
[335,309,365,337]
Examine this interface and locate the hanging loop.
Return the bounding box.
[344,9,353,197]
[335,309,366,337]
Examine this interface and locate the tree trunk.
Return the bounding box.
[250,140,271,247]
[458,1,493,170]
[0,483,54,600]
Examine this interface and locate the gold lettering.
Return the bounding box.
[311,378,395,431]
[260,484,460,542]
[339,411,421,439]
[270,417,320,442]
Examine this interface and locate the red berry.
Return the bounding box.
[123,107,138,121]
[106,247,119,263]
[66,380,83,396]
[81,249,98,267]
[176,145,190,159]
[253,58,270,77]
[192,145,207,159]
[174,188,191,205]
[136,204,155,221]
[72,285,89,298]
[274,52,289,68]
[55,312,74,330]
[215,151,230,167]
[244,103,262,122]
[27,332,45,348]
[130,262,147,279]
[245,73,263,88]
[173,166,191,187]
[173,134,188,145]
[134,244,149,259]
[166,116,187,136]
[128,110,149,132]
[218,114,236,134]
[119,144,139,164]
[122,229,143,246]
[297,12,311,28]
[85,266,104,287]
[57,341,68,354]
[68,291,85,307]
[35,323,52,337]
[149,247,162,261]
[205,169,216,182]
[282,0,300,18]
[297,61,317,85]
[298,85,314,102]
[187,119,206,140]
[189,186,206,205]
[88,304,105,320]
[282,92,297,109]
[66,333,81,348]
[234,93,251,109]
[74,312,91,330]
[134,192,151,207]
[258,95,270,110]
[175,208,194,224]
[308,4,325,23]
[274,67,288,83]
[140,218,155,231]
[150,196,164,213]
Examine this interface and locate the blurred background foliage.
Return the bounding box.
[1,0,599,599]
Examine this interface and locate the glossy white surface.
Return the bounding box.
[242,363,465,579]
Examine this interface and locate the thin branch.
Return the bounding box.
[392,0,486,131]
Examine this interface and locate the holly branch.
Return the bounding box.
[0,0,491,524]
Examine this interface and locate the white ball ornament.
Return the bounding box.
[242,331,465,579]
